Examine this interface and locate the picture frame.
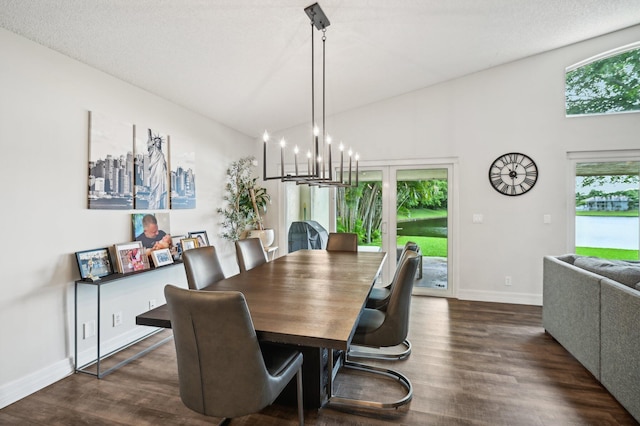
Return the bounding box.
[75,247,113,280]
[180,237,199,252]
[188,230,209,247]
[150,248,174,267]
[113,241,150,273]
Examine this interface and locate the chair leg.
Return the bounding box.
[328,359,413,410]
[296,367,304,426]
[217,418,231,426]
[348,339,412,361]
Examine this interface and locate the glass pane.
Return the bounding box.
[284,182,331,253]
[575,161,639,260]
[336,169,383,251]
[396,168,448,290]
[566,45,640,116]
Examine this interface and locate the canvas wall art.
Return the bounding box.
[170,146,196,209]
[134,127,170,210]
[88,111,134,209]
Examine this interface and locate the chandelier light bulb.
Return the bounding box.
[339,143,344,151]
[307,150,312,158]
[280,138,286,148]
[348,148,353,157]
[326,134,332,144]
[263,130,269,142]
[313,125,319,136]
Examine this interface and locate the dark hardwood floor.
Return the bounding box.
[1,296,637,425]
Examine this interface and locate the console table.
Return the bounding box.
[74,261,182,378]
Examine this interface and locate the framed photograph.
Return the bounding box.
[132,212,171,252]
[114,241,150,273]
[150,248,174,267]
[170,234,186,259]
[75,248,113,280]
[188,230,209,247]
[180,237,199,252]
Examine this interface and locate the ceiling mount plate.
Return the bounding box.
[304,3,330,30]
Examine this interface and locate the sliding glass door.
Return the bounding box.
[333,164,454,297]
[392,166,451,296]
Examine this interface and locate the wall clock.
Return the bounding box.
[488,152,538,196]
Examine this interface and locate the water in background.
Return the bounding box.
[576,216,639,250]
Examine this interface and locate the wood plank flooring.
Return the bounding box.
[1,296,637,425]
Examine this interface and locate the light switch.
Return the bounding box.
[472,214,483,224]
[543,214,551,224]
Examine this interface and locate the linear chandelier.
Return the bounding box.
[263,2,359,188]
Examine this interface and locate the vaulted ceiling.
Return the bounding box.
[2,1,639,137]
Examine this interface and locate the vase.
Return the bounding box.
[248,228,275,248]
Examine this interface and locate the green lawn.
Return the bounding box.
[397,235,447,257]
[575,247,639,260]
[576,210,638,217]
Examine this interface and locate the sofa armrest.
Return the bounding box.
[542,256,601,379]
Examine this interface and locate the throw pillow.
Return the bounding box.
[574,257,640,289]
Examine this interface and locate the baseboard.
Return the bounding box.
[1,326,162,410]
[457,289,542,306]
[0,357,73,409]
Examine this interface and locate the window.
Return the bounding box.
[566,42,640,116]
[574,158,639,260]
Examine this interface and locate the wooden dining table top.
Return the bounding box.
[203,249,387,350]
[137,249,387,350]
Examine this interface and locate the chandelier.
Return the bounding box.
[262,2,359,188]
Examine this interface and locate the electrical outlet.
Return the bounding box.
[149,299,157,310]
[83,320,96,339]
[113,311,123,327]
[505,276,512,286]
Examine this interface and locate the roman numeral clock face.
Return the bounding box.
[488,153,538,196]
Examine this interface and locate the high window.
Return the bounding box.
[566,42,640,116]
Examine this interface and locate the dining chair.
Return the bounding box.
[182,246,226,290]
[164,285,304,425]
[329,251,420,410]
[366,241,419,310]
[325,232,358,252]
[235,238,268,272]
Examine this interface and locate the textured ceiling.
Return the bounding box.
[1,0,640,138]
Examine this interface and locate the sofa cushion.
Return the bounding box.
[555,253,578,265]
[574,257,640,289]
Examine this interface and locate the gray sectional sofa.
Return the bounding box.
[543,254,640,423]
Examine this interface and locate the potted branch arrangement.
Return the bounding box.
[217,156,273,246]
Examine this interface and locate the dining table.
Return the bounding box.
[137,248,387,408]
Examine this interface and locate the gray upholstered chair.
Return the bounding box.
[182,246,226,290]
[326,232,358,252]
[330,251,420,410]
[366,241,419,310]
[235,238,268,273]
[164,285,304,425]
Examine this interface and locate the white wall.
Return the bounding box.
[268,24,640,304]
[0,28,255,407]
